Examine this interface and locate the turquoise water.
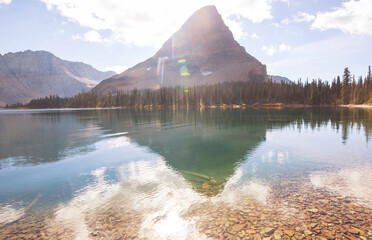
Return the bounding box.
[0,107,371,238]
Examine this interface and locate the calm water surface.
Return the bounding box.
[0,108,371,239]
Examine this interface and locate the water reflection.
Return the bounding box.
[310,166,372,208]
[0,107,371,239]
[50,159,208,239]
[0,204,25,225]
[48,157,275,240]
[1,108,371,168]
[0,110,104,168]
[0,108,372,196]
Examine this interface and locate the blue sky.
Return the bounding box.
[0,0,371,81]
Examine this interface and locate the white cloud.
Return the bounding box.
[271,22,280,28]
[0,0,11,5]
[251,33,260,39]
[262,43,291,55]
[281,18,290,25]
[279,44,291,52]
[312,0,372,35]
[104,65,128,74]
[224,18,246,40]
[281,11,315,25]
[262,45,277,56]
[276,0,291,6]
[293,12,315,23]
[72,30,108,42]
[40,0,282,47]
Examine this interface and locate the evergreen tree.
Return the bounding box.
[341,67,351,104]
[310,80,319,105]
[336,76,341,100]
[368,66,372,103]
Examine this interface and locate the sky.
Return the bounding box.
[0,0,371,81]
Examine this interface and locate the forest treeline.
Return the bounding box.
[5,67,372,109]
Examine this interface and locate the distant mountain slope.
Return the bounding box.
[0,50,115,105]
[269,75,292,84]
[93,5,268,95]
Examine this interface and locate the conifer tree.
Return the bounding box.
[368,66,372,103]
[336,76,341,99]
[341,67,351,104]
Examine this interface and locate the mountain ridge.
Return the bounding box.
[0,50,115,105]
[269,75,292,84]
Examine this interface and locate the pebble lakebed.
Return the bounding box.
[0,177,371,240]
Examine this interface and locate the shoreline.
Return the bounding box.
[1,103,372,110]
[340,104,372,109]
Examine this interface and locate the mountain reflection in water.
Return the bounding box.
[0,108,371,239]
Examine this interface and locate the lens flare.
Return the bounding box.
[180,66,190,77]
[156,57,162,76]
[156,57,167,85]
[178,59,186,65]
[161,59,165,85]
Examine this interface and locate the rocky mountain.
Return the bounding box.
[0,50,115,105]
[93,5,268,95]
[269,75,292,84]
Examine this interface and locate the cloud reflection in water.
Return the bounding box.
[0,205,25,225]
[50,153,272,239]
[310,166,372,208]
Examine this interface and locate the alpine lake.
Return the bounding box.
[0,107,371,240]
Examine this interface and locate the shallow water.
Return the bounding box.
[0,107,371,239]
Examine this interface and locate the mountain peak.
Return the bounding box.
[188,5,218,17]
[93,6,268,95]
[155,5,240,58]
[182,5,220,30]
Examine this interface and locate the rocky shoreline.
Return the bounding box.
[0,177,371,240]
[185,178,372,240]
